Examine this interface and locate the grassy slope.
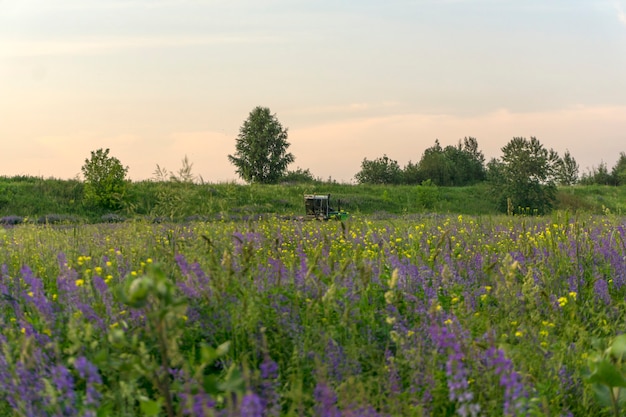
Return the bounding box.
[1,175,625,222]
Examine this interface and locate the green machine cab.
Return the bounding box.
[304,194,349,221]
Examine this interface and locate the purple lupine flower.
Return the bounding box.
[73,356,101,407]
[593,278,610,304]
[11,361,46,416]
[240,393,264,417]
[430,320,480,417]
[179,392,216,417]
[20,266,55,323]
[259,357,280,417]
[175,253,192,277]
[50,364,77,416]
[485,347,528,416]
[385,349,401,396]
[314,382,341,417]
[324,338,361,383]
[260,358,279,380]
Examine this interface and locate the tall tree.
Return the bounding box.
[416,140,453,186]
[228,106,294,184]
[489,137,560,215]
[555,149,579,186]
[611,152,626,185]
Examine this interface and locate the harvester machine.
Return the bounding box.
[303,194,349,221]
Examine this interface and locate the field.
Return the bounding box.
[1,212,626,416]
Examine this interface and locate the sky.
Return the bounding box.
[2,0,626,183]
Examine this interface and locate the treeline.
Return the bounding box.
[352,137,626,188]
[354,137,486,186]
[3,105,626,218]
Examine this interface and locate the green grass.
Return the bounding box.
[1,175,624,222]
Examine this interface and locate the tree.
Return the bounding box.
[580,162,615,185]
[81,148,129,210]
[354,155,403,184]
[409,138,486,186]
[489,137,560,215]
[402,160,424,184]
[416,140,452,186]
[611,152,626,185]
[228,106,294,184]
[554,149,579,186]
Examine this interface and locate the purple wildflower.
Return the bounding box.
[179,392,216,417]
[314,382,341,417]
[240,393,264,417]
[50,364,77,416]
[430,320,480,417]
[259,357,280,416]
[593,278,610,304]
[73,356,102,407]
[485,347,528,416]
[21,266,55,324]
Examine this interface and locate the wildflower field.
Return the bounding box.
[1,213,626,416]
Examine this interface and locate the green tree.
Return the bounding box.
[228,106,294,184]
[489,137,560,215]
[407,138,485,186]
[555,149,579,186]
[402,160,424,184]
[611,152,626,185]
[415,140,452,186]
[459,136,486,184]
[354,155,403,184]
[580,162,615,185]
[81,148,129,210]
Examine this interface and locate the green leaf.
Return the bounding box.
[609,334,626,360]
[218,365,246,395]
[139,398,163,416]
[96,402,115,417]
[203,374,221,395]
[216,341,230,357]
[587,358,626,388]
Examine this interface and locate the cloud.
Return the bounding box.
[617,1,626,26]
[0,34,283,57]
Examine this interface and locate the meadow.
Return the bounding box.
[1,212,626,416]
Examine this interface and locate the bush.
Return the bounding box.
[81,148,129,210]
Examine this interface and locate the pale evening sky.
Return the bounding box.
[2,0,626,183]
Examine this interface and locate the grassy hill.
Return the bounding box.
[1,175,625,223]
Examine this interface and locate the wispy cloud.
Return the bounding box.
[617,1,626,26]
[0,33,283,57]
